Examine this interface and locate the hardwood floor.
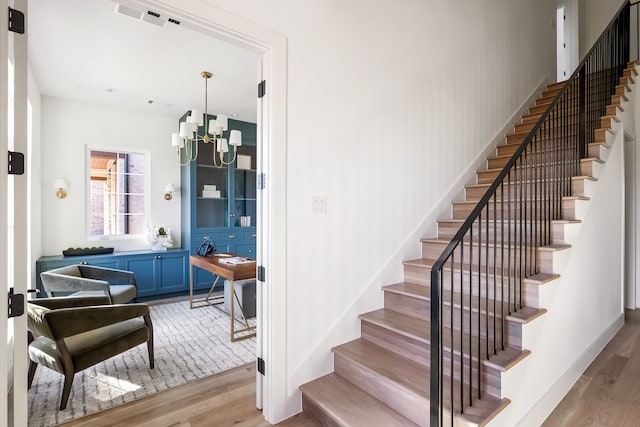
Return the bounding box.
[543,309,640,426]
[53,309,640,427]
[58,364,317,427]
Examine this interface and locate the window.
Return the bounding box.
[88,148,146,238]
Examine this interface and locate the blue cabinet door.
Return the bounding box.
[123,256,156,297]
[157,252,188,292]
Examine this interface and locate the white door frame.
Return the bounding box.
[2,0,29,425]
[0,1,11,423]
[120,0,290,423]
[557,0,580,81]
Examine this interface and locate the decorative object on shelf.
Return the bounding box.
[171,71,243,167]
[237,154,251,170]
[147,226,174,251]
[164,183,175,201]
[240,216,251,227]
[202,184,221,198]
[62,247,114,257]
[196,237,217,257]
[53,178,69,199]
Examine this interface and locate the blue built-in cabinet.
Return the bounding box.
[180,115,257,291]
[35,249,190,298]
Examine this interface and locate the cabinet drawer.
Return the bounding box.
[234,243,255,258]
[242,230,257,240]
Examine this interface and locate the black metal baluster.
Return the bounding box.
[460,241,464,412]
[450,255,455,427]
[469,225,473,404]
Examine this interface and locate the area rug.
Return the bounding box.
[27,299,256,427]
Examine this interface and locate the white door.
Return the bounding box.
[557,6,567,81]
[557,0,580,82]
[255,57,264,409]
[1,0,29,425]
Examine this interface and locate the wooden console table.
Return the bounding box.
[189,254,256,342]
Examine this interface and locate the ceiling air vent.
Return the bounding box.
[113,4,168,28]
[142,10,165,27]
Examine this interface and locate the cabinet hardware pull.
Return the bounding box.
[155,256,161,259]
[81,261,88,265]
[252,234,257,237]
[204,236,210,239]
[229,235,236,238]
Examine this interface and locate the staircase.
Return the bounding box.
[299,7,636,420]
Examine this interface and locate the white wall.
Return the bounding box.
[579,0,626,59]
[155,0,557,420]
[39,97,181,255]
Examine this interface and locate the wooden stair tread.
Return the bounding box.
[482,347,531,372]
[359,308,429,343]
[524,272,561,285]
[383,280,546,325]
[487,152,604,163]
[300,373,419,427]
[437,218,574,225]
[383,282,428,300]
[423,237,546,250]
[333,339,429,397]
[470,174,597,186]
[359,309,531,372]
[538,243,571,252]
[459,396,511,427]
[452,196,583,207]
[404,257,537,278]
[507,306,547,324]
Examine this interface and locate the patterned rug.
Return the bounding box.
[28,299,256,427]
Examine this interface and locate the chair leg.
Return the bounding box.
[27,361,37,389]
[144,313,154,369]
[59,372,74,410]
[147,340,155,369]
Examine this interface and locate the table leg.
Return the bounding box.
[189,262,194,309]
[229,280,257,342]
[190,269,223,309]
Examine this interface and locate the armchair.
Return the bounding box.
[40,264,137,304]
[27,296,154,410]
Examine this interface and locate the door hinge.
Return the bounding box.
[8,151,25,175]
[8,288,25,318]
[258,80,266,98]
[257,265,266,282]
[258,173,266,190]
[8,7,25,34]
[257,357,265,375]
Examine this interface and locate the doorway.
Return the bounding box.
[14,0,288,424]
[557,0,579,82]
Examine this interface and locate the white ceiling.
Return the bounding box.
[27,0,259,121]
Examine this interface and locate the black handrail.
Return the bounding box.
[429,1,631,425]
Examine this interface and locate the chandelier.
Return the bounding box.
[171,71,242,167]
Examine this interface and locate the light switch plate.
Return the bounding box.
[312,196,327,214]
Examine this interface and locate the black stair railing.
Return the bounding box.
[429,2,630,425]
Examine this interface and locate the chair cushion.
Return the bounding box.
[109,285,137,304]
[29,318,148,374]
[68,285,136,304]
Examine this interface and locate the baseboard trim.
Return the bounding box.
[515,312,624,427]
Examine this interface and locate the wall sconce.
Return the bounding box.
[53,178,68,199]
[164,184,175,201]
